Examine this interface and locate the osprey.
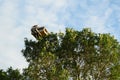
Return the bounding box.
[31,25,49,39]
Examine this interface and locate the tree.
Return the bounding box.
[22,33,69,80]
[0,69,8,80]
[7,67,23,80]
[22,28,120,80]
[0,67,23,80]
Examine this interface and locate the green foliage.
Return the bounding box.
[22,28,120,80]
[0,67,23,80]
[0,69,8,80]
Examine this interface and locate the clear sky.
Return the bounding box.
[0,0,120,71]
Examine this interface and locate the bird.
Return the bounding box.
[31,25,49,39]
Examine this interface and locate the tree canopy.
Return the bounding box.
[0,67,23,80]
[21,28,120,80]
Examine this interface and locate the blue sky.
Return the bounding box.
[0,0,120,71]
